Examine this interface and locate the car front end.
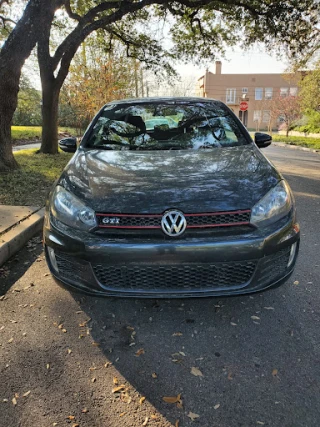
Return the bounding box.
[44,98,300,297]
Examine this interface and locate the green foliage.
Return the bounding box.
[294,110,320,133]
[299,63,320,111]
[11,126,78,140]
[0,148,72,206]
[13,74,42,126]
[271,134,320,149]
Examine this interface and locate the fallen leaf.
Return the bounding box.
[91,377,96,383]
[172,332,183,336]
[272,369,278,376]
[67,349,72,354]
[191,367,203,377]
[251,316,260,321]
[257,422,265,425]
[82,408,89,413]
[105,362,112,368]
[176,400,183,409]
[162,394,181,404]
[3,399,8,402]
[135,348,145,357]
[152,372,158,379]
[139,396,146,405]
[46,364,50,370]
[62,329,67,333]
[179,351,186,357]
[58,324,63,329]
[119,412,126,417]
[121,391,132,403]
[67,415,75,420]
[214,403,220,410]
[127,326,135,331]
[22,391,31,397]
[230,322,237,326]
[8,338,13,343]
[175,420,179,427]
[76,310,83,314]
[113,376,119,385]
[53,423,58,426]
[142,416,149,426]
[263,307,274,310]
[227,372,233,380]
[72,424,79,427]
[188,412,200,421]
[293,280,299,285]
[10,320,17,323]
[112,385,126,393]
[92,342,100,346]
[12,397,17,406]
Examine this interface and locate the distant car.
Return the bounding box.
[45,97,299,297]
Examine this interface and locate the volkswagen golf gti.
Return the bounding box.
[44,97,300,297]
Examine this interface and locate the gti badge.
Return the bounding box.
[102,217,120,225]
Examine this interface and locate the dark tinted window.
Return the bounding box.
[86,102,249,151]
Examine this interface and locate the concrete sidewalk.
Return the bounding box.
[0,205,44,266]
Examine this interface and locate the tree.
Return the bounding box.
[0,0,63,172]
[36,0,320,154]
[59,42,136,130]
[13,74,42,126]
[299,61,320,111]
[271,95,302,137]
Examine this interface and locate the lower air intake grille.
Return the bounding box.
[92,261,257,291]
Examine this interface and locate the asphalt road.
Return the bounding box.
[1,145,320,427]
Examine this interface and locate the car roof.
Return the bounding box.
[105,97,223,107]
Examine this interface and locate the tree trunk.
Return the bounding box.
[0,0,63,172]
[0,71,20,171]
[40,83,60,154]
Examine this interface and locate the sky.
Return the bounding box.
[176,48,287,79]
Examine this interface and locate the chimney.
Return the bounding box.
[215,61,222,75]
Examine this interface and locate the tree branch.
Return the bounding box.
[64,0,81,21]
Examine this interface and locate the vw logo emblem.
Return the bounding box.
[161,210,187,237]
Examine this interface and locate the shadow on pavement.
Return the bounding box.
[0,234,43,296]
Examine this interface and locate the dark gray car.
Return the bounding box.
[44,97,300,297]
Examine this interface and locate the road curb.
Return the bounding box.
[272,141,320,154]
[0,208,45,267]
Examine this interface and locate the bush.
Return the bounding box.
[271,134,320,150]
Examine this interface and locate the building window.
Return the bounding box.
[262,110,271,123]
[242,88,248,94]
[280,87,289,97]
[253,110,261,122]
[255,88,263,100]
[265,88,273,100]
[290,87,298,96]
[226,88,236,104]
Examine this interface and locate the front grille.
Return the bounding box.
[55,251,92,283]
[92,261,257,291]
[96,210,251,230]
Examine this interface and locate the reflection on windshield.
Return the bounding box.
[86,102,249,150]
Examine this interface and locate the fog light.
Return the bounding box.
[287,242,297,268]
[47,247,59,272]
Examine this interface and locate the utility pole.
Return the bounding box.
[140,67,144,97]
[134,59,139,97]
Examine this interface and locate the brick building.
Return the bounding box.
[196,61,300,130]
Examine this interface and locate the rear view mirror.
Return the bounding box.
[59,137,77,153]
[254,132,272,149]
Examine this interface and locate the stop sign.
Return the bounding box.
[239,101,248,111]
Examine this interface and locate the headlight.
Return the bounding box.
[50,186,97,231]
[250,180,292,227]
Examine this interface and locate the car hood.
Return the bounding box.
[60,146,280,213]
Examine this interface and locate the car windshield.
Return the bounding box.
[86,101,249,151]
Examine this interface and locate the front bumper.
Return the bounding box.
[44,215,300,298]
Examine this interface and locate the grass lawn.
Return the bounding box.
[0,149,73,206]
[270,134,320,150]
[11,126,79,140]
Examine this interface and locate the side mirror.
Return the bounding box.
[59,137,77,153]
[254,132,272,149]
